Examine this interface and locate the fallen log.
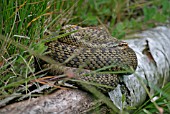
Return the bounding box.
[0,26,170,114]
[109,26,170,109]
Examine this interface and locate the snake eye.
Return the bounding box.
[118,42,128,47]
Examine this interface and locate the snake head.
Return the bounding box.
[106,41,128,49]
[117,41,129,50]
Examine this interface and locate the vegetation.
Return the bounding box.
[0,0,170,113]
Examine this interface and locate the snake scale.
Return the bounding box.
[42,25,138,91]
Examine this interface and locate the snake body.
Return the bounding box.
[44,25,138,91]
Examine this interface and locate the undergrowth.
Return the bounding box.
[0,0,170,113]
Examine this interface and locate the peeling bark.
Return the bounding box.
[109,26,170,109]
[0,26,170,114]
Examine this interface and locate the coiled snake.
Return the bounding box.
[42,25,138,92]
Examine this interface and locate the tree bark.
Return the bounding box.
[109,26,170,109]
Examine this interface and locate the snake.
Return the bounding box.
[41,25,138,92]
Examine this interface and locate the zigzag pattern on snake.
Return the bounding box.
[41,25,138,91]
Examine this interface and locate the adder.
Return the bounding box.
[39,25,138,92]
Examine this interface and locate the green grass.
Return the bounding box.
[0,0,170,113]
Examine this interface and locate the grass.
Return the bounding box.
[0,0,170,113]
